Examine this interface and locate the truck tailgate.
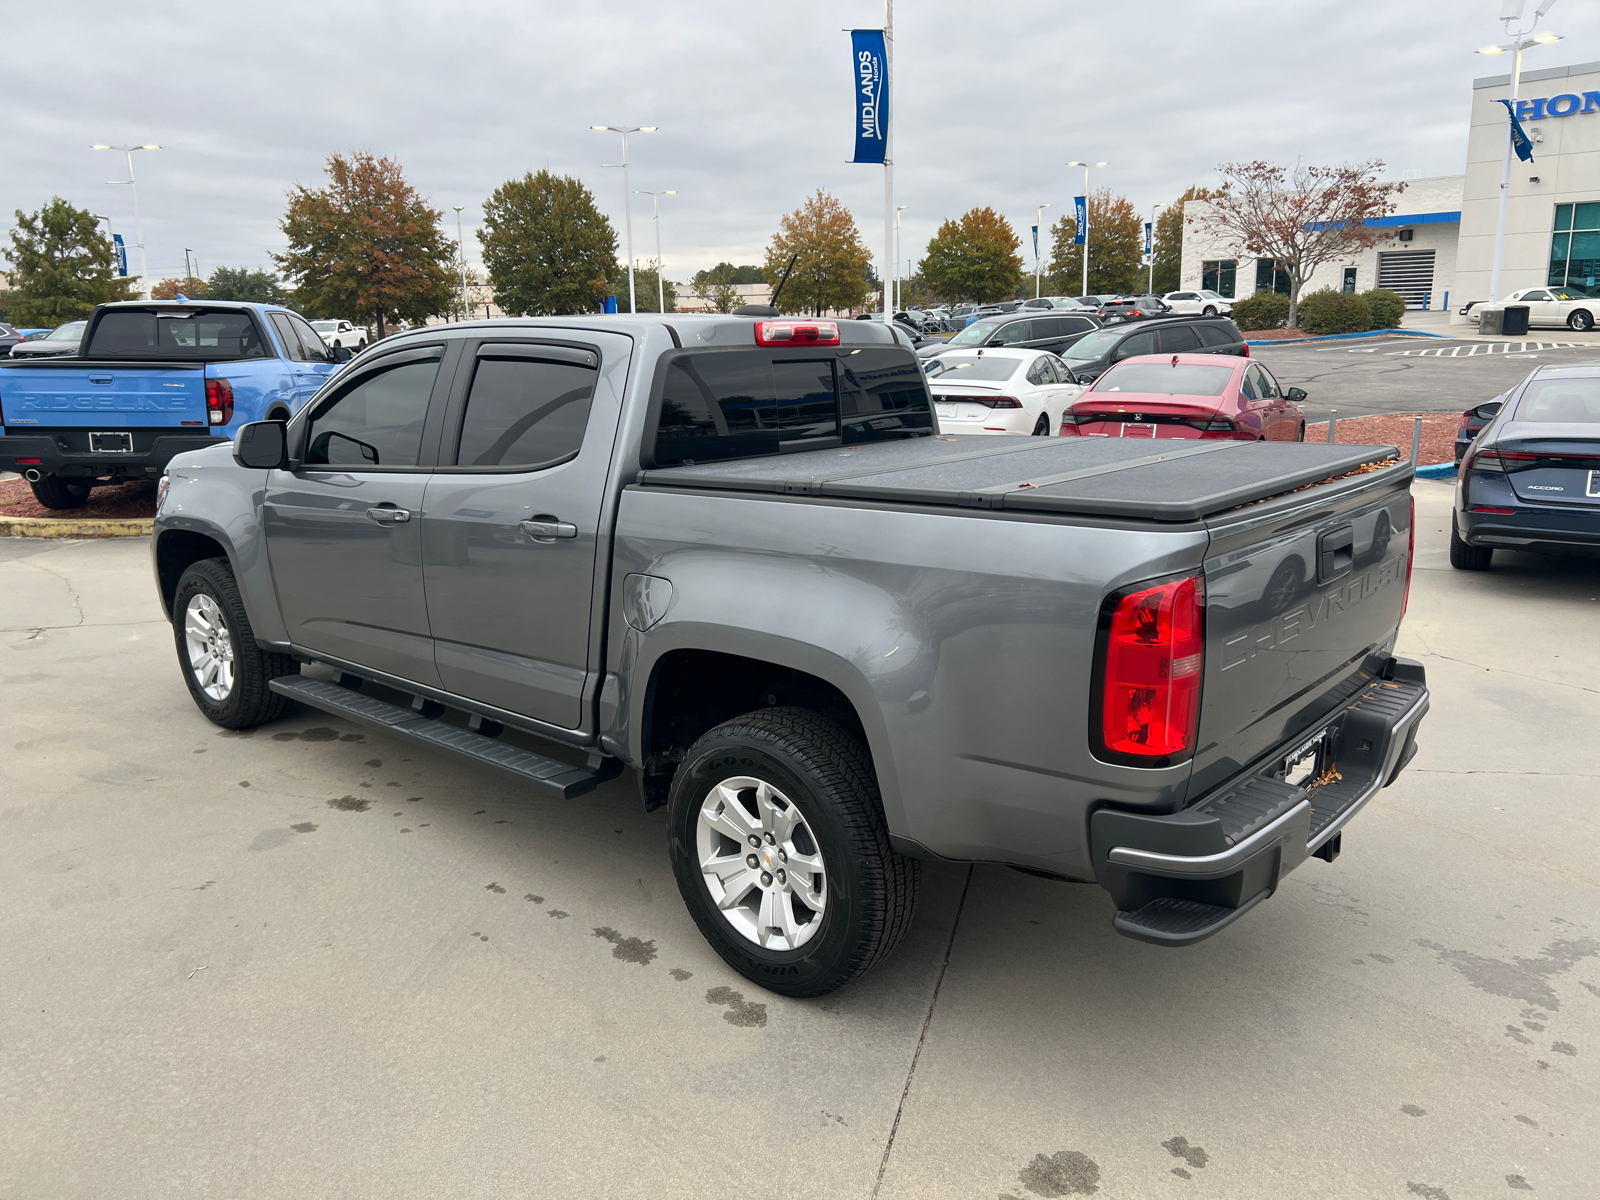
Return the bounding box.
[0,362,208,429]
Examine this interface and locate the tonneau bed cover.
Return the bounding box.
[637,435,1404,522]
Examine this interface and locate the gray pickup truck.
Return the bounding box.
[150,313,1429,996]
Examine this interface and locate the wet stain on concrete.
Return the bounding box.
[1507,1175,1533,1191]
[326,796,370,812]
[593,926,657,965]
[1015,1149,1100,1196]
[194,880,215,891]
[822,1110,845,1125]
[1401,1104,1426,1117]
[1515,1114,1538,1127]
[272,727,342,742]
[670,968,693,981]
[399,828,412,833]
[485,883,506,894]
[1551,1041,1577,1056]
[290,822,317,833]
[238,781,250,788]
[593,1055,606,1062]
[247,828,294,852]
[1582,981,1599,998]
[1524,1021,1545,1031]
[473,810,486,815]
[1506,1025,1534,1045]
[524,894,543,903]
[365,759,382,767]
[705,985,767,1028]
[1370,952,1393,964]
[1406,1184,1451,1199]
[339,733,364,742]
[1171,1167,1191,1180]
[470,931,488,941]
[406,796,423,803]
[494,819,509,824]
[1415,937,1599,1010]
[1161,1136,1207,1169]
[216,729,255,738]
[548,910,569,919]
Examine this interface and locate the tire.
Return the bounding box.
[667,707,919,998]
[1449,517,1493,570]
[1568,309,1594,332]
[1202,305,1218,316]
[172,558,297,728]
[1297,422,1306,442]
[1032,413,1051,436]
[28,473,93,510]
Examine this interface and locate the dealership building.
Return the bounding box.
[1179,58,1600,322]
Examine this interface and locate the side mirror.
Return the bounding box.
[333,344,353,362]
[1285,386,1308,401]
[234,421,288,470]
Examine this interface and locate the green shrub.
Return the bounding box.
[1362,288,1405,330]
[1296,288,1373,335]
[1231,291,1290,331]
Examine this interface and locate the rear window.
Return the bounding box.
[1196,324,1240,348]
[653,347,932,467]
[1094,363,1235,397]
[924,356,1019,382]
[1514,377,1600,423]
[86,309,269,360]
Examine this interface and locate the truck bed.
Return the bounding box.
[636,435,1404,522]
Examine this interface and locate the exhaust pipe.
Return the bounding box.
[23,469,42,482]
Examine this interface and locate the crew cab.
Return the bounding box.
[0,300,349,509]
[150,312,1429,997]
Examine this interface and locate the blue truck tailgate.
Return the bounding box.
[0,362,209,429]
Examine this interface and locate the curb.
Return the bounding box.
[1414,462,1458,480]
[1246,328,1455,347]
[0,515,153,539]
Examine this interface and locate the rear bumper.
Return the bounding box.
[0,430,226,478]
[1457,506,1600,555]
[1089,659,1429,946]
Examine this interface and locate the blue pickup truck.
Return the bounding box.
[0,300,352,508]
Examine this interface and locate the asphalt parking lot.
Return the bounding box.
[1253,335,1600,422]
[3,483,1598,1199]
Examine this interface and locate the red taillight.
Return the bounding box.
[16,457,42,464]
[1466,448,1536,473]
[1472,506,1516,514]
[1458,409,1474,430]
[974,396,1023,409]
[205,377,234,425]
[1242,344,1250,357]
[1402,495,1415,622]
[1184,416,1237,431]
[755,320,839,347]
[1095,574,1204,764]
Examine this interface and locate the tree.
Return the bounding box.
[762,191,874,316]
[3,197,135,325]
[274,152,455,336]
[152,277,207,300]
[1198,159,1404,328]
[1046,189,1143,296]
[919,207,1023,304]
[206,266,290,305]
[1151,186,1216,294]
[478,169,617,316]
[691,263,742,313]
[607,259,678,312]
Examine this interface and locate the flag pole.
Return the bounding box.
[882,0,893,317]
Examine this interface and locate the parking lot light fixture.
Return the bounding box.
[1148,203,1163,295]
[1035,203,1051,298]
[593,125,658,314]
[634,189,676,313]
[1066,162,1107,298]
[93,143,159,299]
[895,205,909,310]
[452,206,468,321]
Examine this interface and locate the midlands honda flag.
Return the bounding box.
[1497,98,1536,163]
[851,30,888,164]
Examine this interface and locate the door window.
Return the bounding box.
[1114,330,1156,359]
[994,321,1030,345]
[1025,356,1051,386]
[288,314,334,363]
[455,355,598,468]
[304,358,440,467]
[1157,325,1203,352]
[1060,316,1094,333]
[1252,366,1281,398]
[1239,369,1259,402]
[1522,290,1553,302]
[1196,324,1239,349]
[269,313,307,362]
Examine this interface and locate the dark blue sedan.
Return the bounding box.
[1452,363,1600,569]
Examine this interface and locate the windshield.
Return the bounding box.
[946,319,1004,347]
[924,355,1019,382]
[1061,329,1124,361]
[1093,362,1234,397]
[46,321,87,341]
[311,321,338,332]
[1514,376,1600,423]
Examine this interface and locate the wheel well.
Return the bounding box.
[155,530,229,617]
[265,404,291,421]
[639,649,868,811]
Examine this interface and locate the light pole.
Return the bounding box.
[1034,203,1051,298]
[184,248,194,288]
[92,144,159,299]
[894,205,909,311]
[592,125,658,313]
[1066,162,1106,298]
[1147,203,1163,295]
[1478,3,1562,303]
[634,189,676,313]
[453,205,468,321]
[92,214,119,278]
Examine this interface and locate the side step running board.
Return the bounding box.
[269,675,623,799]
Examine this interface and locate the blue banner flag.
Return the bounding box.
[1144,222,1152,255]
[1032,225,1039,260]
[850,30,888,164]
[1497,98,1536,164]
[112,233,127,277]
[1073,196,1087,245]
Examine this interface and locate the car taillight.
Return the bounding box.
[1184,416,1237,431]
[1465,448,1536,473]
[1241,343,1250,357]
[1401,495,1415,623]
[974,397,1022,409]
[1472,506,1516,514]
[1060,410,1102,425]
[1094,574,1204,765]
[1458,409,1474,430]
[206,377,234,425]
[755,320,840,347]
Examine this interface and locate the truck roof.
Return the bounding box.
[366,312,912,350]
[96,300,297,315]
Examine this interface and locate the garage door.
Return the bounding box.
[1377,251,1437,309]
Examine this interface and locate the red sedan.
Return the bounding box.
[1059,353,1308,441]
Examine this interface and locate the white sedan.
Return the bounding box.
[1477,287,1598,331]
[310,319,369,350]
[923,348,1084,436]
[1162,289,1233,316]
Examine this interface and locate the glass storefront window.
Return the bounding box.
[1255,258,1290,296]
[1555,204,1574,231]
[1549,204,1600,295]
[1200,259,1236,298]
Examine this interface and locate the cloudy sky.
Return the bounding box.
[4,0,1595,289]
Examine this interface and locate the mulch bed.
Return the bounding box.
[0,476,158,520]
[1304,412,1457,466]
[1240,328,1414,340]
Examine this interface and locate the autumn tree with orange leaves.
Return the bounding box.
[921,207,1024,304]
[275,152,454,335]
[762,190,874,316]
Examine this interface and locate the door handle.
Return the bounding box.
[365,506,411,525]
[520,519,577,541]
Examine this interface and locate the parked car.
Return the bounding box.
[0,322,22,357]
[1061,354,1307,442]
[1162,289,1234,316]
[1451,364,1600,569]
[309,319,369,351]
[16,328,52,340]
[0,301,352,509]
[1057,315,1248,384]
[923,348,1083,436]
[916,310,1101,361]
[1456,392,1509,464]
[7,319,87,359]
[150,311,1428,996]
[1098,295,1175,323]
[1020,296,1094,311]
[1467,287,1598,331]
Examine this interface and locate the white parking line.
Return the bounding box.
[1389,341,1581,357]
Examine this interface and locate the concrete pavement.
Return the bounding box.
[2,485,1597,1198]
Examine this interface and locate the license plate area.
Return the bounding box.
[1120,423,1155,438]
[89,432,133,453]
[1281,730,1328,789]
[1588,469,1600,498]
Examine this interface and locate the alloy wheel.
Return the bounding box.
[184,593,235,701]
[696,776,827,951]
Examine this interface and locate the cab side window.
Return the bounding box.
[268,313,306,362]
[288,314,334,363]
[304,357,440,467]
[455,352,598,468]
